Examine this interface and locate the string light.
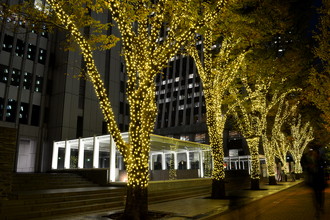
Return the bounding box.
[271,101,298,173]
[288,114,314,174]
[232,74,301,180]
[188,32,246,182]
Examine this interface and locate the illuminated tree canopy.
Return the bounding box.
[272,100,298,173]
[288,114,314,174]
[188,32,245,197]
[231,69,300,185]
[308,0,330,133]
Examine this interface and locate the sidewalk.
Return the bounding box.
[58,179,303,220]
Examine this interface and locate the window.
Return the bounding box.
[120,81,125,93]
[0,64,9,83]
[195,133,206,143]
[2,34,13,52]
[31,105,40,126]
[34,75,43,92]
[23,72,32,89]
[78,78,86,109]
[38,48,47,64]
[180,135,189,141]
[19,102,29,124]
[41,25,48,38]
[76,116,83,138]
[6,99,17,122]
[27,44,36,61]
[15,39,25,57]
[11,69,21,87]
[102,121,108,135]
[119,102,124,114]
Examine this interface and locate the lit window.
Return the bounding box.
[34,75,43,92]
[195,133,206,143]
[180,135,189,141]
[38,48,47,64]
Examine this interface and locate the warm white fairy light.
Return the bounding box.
[271,100,297,173]
[189,33,245,181]
[232,74,301,179]
[288,114,314,173]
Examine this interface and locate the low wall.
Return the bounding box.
[149,178,212,192]
[50,169,109,186]
[150,169,199,181]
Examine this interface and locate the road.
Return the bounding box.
[215,182,330,220]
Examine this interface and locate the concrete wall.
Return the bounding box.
[0,127,17,199]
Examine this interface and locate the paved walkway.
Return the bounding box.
[54,179,314,220]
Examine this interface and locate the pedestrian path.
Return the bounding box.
[55,179,304,220]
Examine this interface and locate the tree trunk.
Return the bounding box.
[251,178,260,190]
[268,175,277,185]
[246,137,260,190]
[212,179,226,199]
[123,185,148,220]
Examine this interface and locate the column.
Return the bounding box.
[64,140,71,169]
[78,138,84,168]
[186,151,191,170]
[174,152,178,169]
[51,142,59,169]
[109,136,116,182]
[162,153,166,170]
[199,150,204,178]
[150,154,154,170]
[238,157,241,169]
[93,136,99,168]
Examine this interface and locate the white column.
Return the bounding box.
[78,138,84,168]
[211,150,214,170]
[199,150,204,178]
[162,153,166,170]
[186,151,191,169]
[238,157,241,169]
[64,140,71,169]
[93,136,99,168]
[229,157,232,170]
[109,136,116,182]
[174,152,178,169]
[150,154,154,170]
[51,142,59,169]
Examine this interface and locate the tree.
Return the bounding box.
[308,0,330,133]
[272,100,298,174]
[39,0,228,219]
[188,33,245,197]
[288,114,314,174]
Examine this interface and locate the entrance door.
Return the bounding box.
[16,139,36,172]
